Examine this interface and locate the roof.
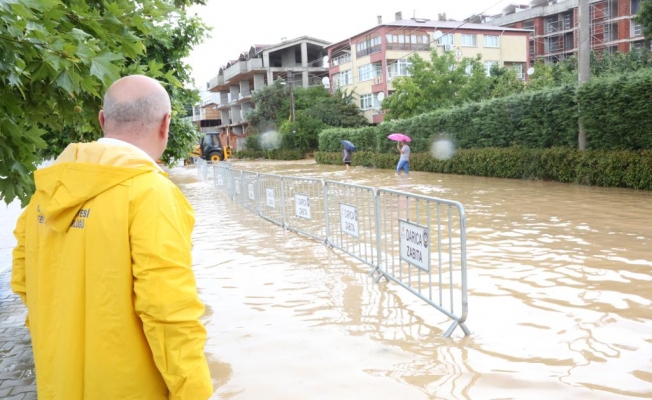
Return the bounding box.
[326,18,531,49]
[260,36,332,54]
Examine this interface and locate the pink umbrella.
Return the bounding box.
[387,133,411,142]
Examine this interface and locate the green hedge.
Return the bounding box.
[232,149,305,160]
[577,68,652,150]
[319,69,652,153]
[316,148,652,190]
[318,85,579,153]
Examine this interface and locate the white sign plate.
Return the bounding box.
[340,203,359,238]
[295,194,311,219]
[235,179,241,195]
[266,187,275,208]
[217,174,223,186]
[399,220,430,272]
[248,183,255,200]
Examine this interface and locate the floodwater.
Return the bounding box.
[2,160,652,400]
[174,159,652,400]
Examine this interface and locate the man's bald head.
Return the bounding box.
[99,75,172,161]
[101,75,171,136]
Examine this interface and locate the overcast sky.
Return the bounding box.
[184,0,510,92]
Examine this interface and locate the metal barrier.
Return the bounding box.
[282,176,327,241]
[374,189,469,337]
[199,165,469,337]
[197,158,209,180]
[257,173,286,227]
[241,171,261,214]
[324,181,379,272]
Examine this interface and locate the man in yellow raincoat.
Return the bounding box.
[11,75,213,399]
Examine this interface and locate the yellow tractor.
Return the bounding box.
[186,132,232,164]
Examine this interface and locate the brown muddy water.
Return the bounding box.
[176,159,651,400]
[5,157,652,399]
[176,161,652,399]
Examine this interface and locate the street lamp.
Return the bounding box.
[278,73,295,123]
[287,69,295,122]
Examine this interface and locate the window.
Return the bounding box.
[340,70,352,86]
[632,0,641,14]
[484,61,498,76]
[461,34,477,47]
[386,33,430,50]
[437,34,454,46]
[390,60,413,77]
[360,94,373,110]
[484,35,499,48]
[356,36,381,57]
[358,64,373,82]
[507,62,525,80]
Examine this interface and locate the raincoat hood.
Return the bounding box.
[35,142,164,233]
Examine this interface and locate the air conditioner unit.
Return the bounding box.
[444,44,452,51]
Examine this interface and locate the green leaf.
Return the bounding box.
[89,51,121,84]
[55,70,74,93]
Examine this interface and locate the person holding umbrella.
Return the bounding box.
[343,147,352,170]
[340,139,355,170]
[396,139,411,175]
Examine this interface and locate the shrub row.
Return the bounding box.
[318,69,652,154]
[232,149,305,161]
[315,148,652,190]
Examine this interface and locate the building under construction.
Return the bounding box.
[476,0,647,66]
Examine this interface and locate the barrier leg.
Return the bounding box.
[443,320,471,338]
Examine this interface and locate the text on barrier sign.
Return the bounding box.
[340,203,359,238]
[399,220,430,272]
[248,183,255,200]
[266,187,275,208]
[295,194,311,219]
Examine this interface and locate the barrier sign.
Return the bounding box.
[399,220,430,272]
[235,179,241,195]
[266,188,275,208]
[340,203,359,238]
[295,194,311,219]
[248,183,255,200]
[217,174,223,186]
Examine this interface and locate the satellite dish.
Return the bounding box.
[433,30,444,40]
[377,92,385,102]
[464,65,472,74]
[527,67,535,75]
[321,77,330,85]
[322,55,329,67]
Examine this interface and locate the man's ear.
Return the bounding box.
[159,113,171,140]
[99,110,105,129]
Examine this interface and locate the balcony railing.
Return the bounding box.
[386,43,430,51]
[331,53,351,67]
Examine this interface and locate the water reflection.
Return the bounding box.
[173,159,652,399]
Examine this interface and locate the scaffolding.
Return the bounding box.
[590,0,619,53]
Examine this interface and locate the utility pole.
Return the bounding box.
[578,0,590,151]
[288,69,296,122]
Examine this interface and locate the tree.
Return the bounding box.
[635,0,652,41]
[0,0,208,205]
[247,84,368,151]
[382,50,525,120]
[247,81,291,134]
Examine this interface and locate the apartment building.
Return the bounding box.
[478,0,647,65]
[187,92,221,134]
[205,36,330,150]
[325,12,531,124]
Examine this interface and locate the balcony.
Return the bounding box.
[206,74,224,90]
[331,53,351,67]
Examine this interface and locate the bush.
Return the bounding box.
[233,149,305,160]
[315,148,652,190]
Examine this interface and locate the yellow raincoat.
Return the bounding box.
[11,141,213,400]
